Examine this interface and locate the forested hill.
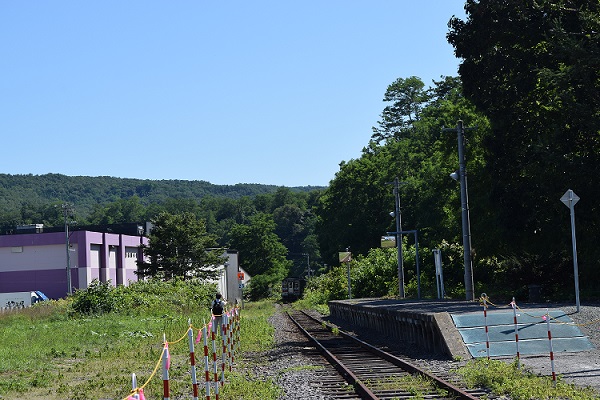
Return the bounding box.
[0,173,324,219]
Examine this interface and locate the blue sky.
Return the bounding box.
[2,1,466,187]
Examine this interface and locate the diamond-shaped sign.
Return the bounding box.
[338,252,351,263]
[560,189,580,207]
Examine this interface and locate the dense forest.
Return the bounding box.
[4,0,600,302]
[0,173,321,222]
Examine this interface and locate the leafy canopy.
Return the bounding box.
[137,211,224,280]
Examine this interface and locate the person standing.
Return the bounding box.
[211,293,226,334]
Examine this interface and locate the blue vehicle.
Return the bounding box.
[32,291,49,304]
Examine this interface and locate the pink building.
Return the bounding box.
[0,230,148,299]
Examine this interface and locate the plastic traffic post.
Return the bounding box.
[188,322,199,400]
[227,312,233,371]
[221,314,227,385]
[130,373,139,400]
[163,335,170,400]
[545,311,557,385]
[211,317,220,399]
[481,293,490,360]
[511,298,521,368]
[202,323,211,400]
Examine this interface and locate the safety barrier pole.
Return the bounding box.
[481,293,490,360]
[221,314,227,385]
[227,312,233,371]
[121,308,241,400]
[188,322,199,400]
[234,310,239,360]
[545,311,557,385]
[163,335,170,400]
[234,308,241,356]
[511,298,520,368]
[211,317,220,400]
[200,322,211,400]
[129,374,139,400]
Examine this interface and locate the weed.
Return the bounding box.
[458,359,598,400]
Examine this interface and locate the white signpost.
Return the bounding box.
[433,249,445,299]
[560,189,580,312]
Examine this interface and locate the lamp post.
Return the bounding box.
[445,120,475,301]
[303,252,311,279]
[62,203,74,295]
[391,177,405,298]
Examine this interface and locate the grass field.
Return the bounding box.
[0,280,280,400]
[2,280,596,400]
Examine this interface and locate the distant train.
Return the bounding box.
[281,277,305,302]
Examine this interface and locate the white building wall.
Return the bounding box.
[89,244,101,285]
[123,246,139,285]
[0,244,66,271]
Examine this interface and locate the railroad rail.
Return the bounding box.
[287,310,486,400]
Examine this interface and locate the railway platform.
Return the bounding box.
[327,298,594,360]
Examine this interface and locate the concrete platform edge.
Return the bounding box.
[328,299,478,359]
[433,312,472,360]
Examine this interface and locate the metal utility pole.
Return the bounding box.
[560,189,580,312]
[342,247,352,299]
[444,120,475,301]
[62,203,74,295]
[304,253,310,279]
[392,177,405,298]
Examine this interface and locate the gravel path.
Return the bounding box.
[247,303,600,399]
[245,306,331,399]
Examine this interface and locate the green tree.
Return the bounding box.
[316,75,496,296]
[88,196,146,224]
[137,212,223,280]
[447,0,600,293]
[228,213,291,299]
[316,149,395,266]
[371,76,431,144]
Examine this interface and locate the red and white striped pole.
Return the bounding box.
[482,293,490,360]
[221,314,227,385]
[511,298,520,368]
[545,311,557,385]
[187,323,199,400]
[202,323,211,400]
[162,335,170,400]
[129,373,139,400]
[226,312,233,371]
[234,308,241,356]
[211,317,220,400]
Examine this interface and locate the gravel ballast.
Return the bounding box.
[245,304,600,399]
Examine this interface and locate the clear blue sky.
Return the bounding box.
[2,1,466,187]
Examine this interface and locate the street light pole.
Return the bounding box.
[392,177,405,298]
[303,253,310,279]
[62,203,74,295]
[445,120,475,301]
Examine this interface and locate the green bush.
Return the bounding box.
[69,278,216,317]
[70,279,122,315]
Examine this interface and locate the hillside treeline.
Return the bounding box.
[0,173,320,223]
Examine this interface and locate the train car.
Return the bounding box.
[281,277,305,302]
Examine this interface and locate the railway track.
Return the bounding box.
[287,310,489,400]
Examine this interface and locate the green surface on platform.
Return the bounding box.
[451,309,594,357]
